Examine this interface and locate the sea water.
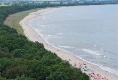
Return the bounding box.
[29,5,118,75]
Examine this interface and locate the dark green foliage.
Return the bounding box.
[0,3,90,80]
[46,71,69,80]
[0,50,13,58]
[0,77,7,80]
[15,75,35,80]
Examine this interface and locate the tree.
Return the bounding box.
[46,71,69,80]
[15,75,35,80]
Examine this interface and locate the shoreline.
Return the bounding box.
[19,7,118,80]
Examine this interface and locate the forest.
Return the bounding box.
[0,3,90,80]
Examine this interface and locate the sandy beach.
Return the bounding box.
[19,7,118,80]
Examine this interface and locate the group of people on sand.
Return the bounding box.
[74,62,109,80]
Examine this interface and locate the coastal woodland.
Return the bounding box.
[0,3,90,80]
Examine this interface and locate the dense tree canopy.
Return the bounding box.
[0,3,90,80]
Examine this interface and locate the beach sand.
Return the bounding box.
[19,7,118,80]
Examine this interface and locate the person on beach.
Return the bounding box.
[69,59,71,61]
[84,66,89,71]
[74,63,76,66]
[78,63,82,69]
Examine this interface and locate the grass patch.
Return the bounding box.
[4,8,41,35]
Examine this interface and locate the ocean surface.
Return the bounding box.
[29,5,118,75]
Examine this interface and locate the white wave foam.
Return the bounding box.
[47,35,55,37]
[48,26,51,27]
[100,65,118,75]
[77,56,118,75]
[103,55,110,59]
[47,35,62,39]
[92,63,118,76]
[83,49,103,56]
[93,44,97,47]
[41,25,45,27]
[59,46,74,49]
[83,49,110,59]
